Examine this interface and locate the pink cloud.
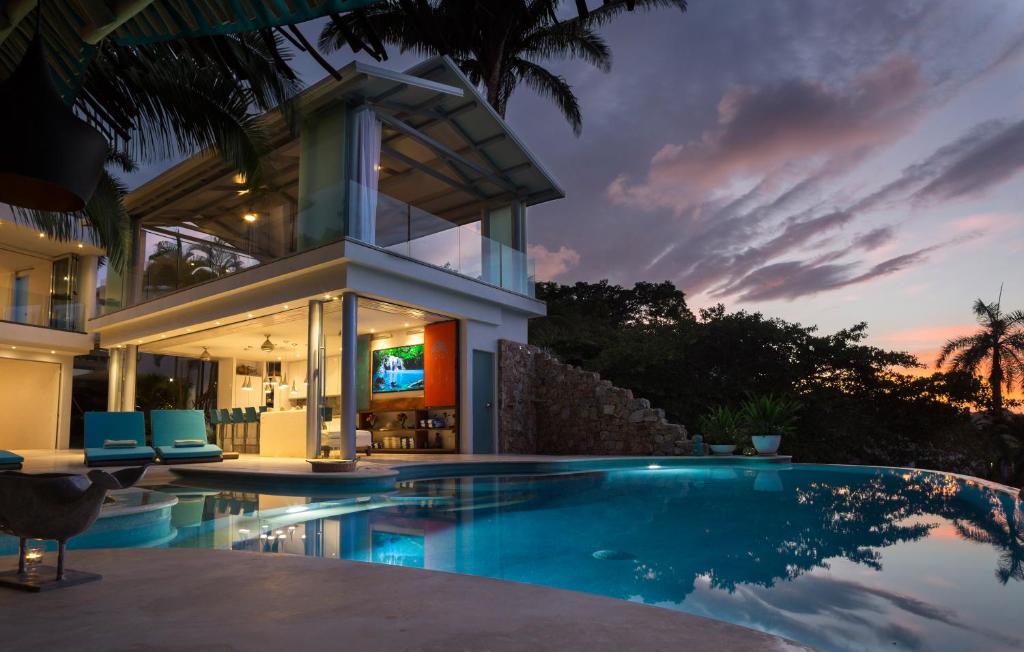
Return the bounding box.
[528,244,581,281]
[607,57,924,215]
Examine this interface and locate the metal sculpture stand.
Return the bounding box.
[0,466,147,592]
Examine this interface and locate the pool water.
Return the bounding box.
[12,465,1024,651]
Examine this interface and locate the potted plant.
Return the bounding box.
[739,394,799,456]
[698,406,744,455]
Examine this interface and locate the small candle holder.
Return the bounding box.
[23,541,45,578]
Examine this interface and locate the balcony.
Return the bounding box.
[100,183,535,314]
[1,255,84,332]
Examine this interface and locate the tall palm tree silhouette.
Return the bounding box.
[937,294,1024,419]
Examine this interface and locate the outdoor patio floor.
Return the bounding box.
[0,548,813,651]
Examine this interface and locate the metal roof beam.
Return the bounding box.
[374,110,519,195]
[380,144,486,200]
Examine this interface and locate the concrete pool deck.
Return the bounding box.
[13,449,794,491]
[0,548,813,651]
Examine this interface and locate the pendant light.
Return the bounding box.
[289,378,298,396]
[199,347,211,361]
[0,5,107,211]
[260,335,275,352]
[278,371,289,389]
[241,375,252,392]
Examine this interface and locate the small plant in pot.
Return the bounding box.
[739,394,799,456]
[698,406,745,455]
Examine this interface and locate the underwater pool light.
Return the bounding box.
[647,464,662,469]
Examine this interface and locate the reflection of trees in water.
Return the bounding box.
[944,483,1023,584]
[386,469,1022,604]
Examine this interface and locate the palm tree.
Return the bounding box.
[937,298,1024,419]
[12,30,302,269]
[319,0,688,134]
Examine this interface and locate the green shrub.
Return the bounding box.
[698,406,746,445]
[740,394,800,437]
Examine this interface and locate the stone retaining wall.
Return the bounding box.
[498,341,689,455]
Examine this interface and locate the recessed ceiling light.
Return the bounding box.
[242,212,258,223]
[215,321,221,326]
[49,350,55,354]
[186,328,191,333]
[76,243,83,248]
[283,304,289,309]
[10,345,16,350]
[160,334,166,339]
[404,323,409,327]
[247,313,254,318]
[37,232,45,238]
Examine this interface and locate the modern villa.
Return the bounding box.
[10,56,562,460]
[2,4,1023,648]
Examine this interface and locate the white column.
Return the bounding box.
[340,292,358,459]
[107,347,124,411]
[78,254,99,325]
[121,344,137,411]
[306,300,324,458]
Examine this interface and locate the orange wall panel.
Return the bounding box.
[424,321,457,407]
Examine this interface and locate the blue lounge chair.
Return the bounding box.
[151,409,223,464]
[0,450,23,470]
[83,412,156,467]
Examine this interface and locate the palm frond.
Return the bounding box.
[511,58,583,134]
[936,334,985,368]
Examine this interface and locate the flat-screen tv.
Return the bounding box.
[372,343,425,394]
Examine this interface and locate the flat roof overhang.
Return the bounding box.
[125,57,564,229]
[88,238,545,348]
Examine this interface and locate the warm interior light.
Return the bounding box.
[37,232,45,238]
[233,173,246,185]
[242,212,258,223]
[76,243,83,248]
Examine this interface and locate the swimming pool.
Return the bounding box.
[6,464,1024,651]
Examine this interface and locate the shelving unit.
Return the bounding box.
[359,405,459,454]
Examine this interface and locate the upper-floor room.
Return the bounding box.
[98,56,564,317]
[0,215,103,338]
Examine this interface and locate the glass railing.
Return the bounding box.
[0,288,83,331]
[354,182,535,297]
[97,179,536,315]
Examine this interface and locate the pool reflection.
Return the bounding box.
[158,468,1024,652]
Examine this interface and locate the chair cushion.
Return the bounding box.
[150,410,208,448]
[174,439,206,448]
[157,443,223,461]
[85,446,156,463]
[84,412,146,449]
[104,439,138,448]
[0,450,24,464]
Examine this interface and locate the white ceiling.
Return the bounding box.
[140,299,445,362]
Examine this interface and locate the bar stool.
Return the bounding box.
[208,409,221,447]
[231,407,247,453]
[243,407,260,454]
[218,408,232,451]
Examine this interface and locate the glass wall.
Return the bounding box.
[360,182,535,297]
[0,250,84,331]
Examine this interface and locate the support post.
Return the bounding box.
[340,292,358,460]
[106,347,124,411]
[306,300,325,458]
[121,345,137,411]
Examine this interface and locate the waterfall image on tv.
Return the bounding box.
[372,343,425,393]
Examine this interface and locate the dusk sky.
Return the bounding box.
[129,0,1024,368]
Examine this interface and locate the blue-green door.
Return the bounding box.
[472,350,495,454]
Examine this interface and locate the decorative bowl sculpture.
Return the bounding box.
[0,466,147,591]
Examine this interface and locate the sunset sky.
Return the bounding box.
[128,0,1024,369]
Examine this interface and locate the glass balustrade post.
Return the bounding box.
[305,300,325,458]
[340,292,358,460]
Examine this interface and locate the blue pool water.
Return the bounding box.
[8,464,1024,651]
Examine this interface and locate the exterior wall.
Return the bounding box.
[0,350,75,450]
[459,309,531,453]
[498,341,690,456]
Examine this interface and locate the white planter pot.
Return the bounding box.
[751,435,781,456]
[708,444,737,456]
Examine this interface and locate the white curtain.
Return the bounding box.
[349,107,381,244]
